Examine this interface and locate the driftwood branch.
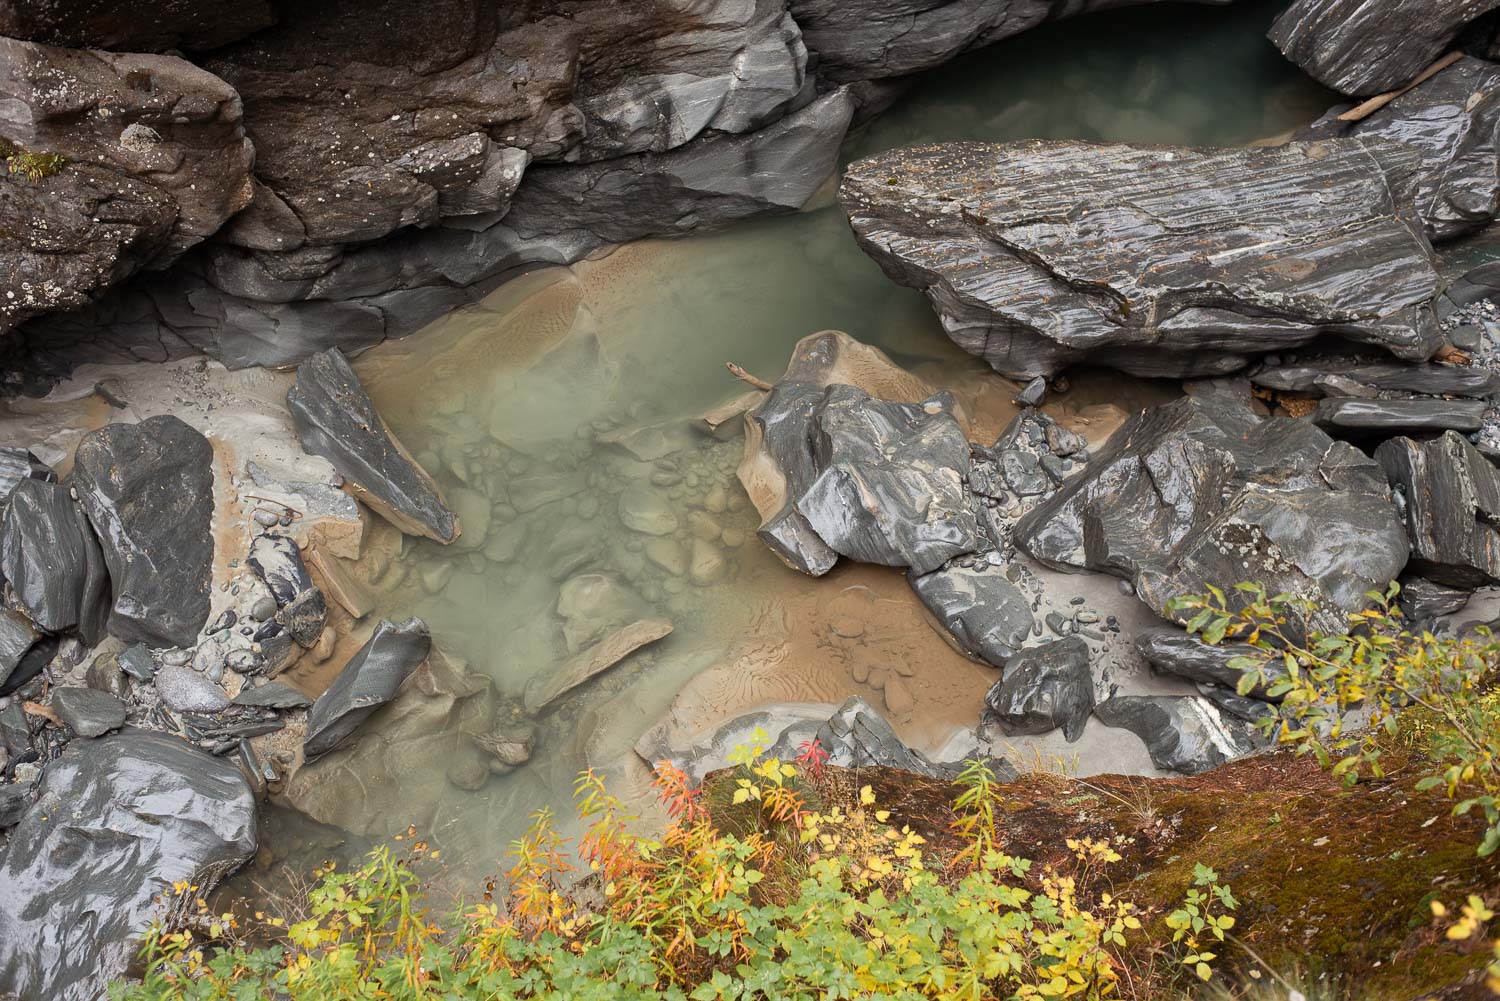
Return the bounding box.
[1338,51,1464,122]
[726,362,773,391]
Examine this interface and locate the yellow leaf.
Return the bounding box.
[860,785,876,806]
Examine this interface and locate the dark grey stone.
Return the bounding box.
[815,696,1013,781]
[0,703,29,762]
[1269,0,1500,96]
[0,635,56,698]
[1134,623,1285,701]
[1196,684,1278,725]
[0,448,52,505]
[1016,396,1410,636]
[1015,376,1046,407]
[1252,360,1500,399]
[1397,575,1473,620]
[232,680,313,709]
[911,563,1033,666]
[287,349,458,544]
[69,416,214,648]
[247,534,327,647]
[50,687,126,738]
[84,651,129,699]
[983,636,1094,742]
[1377,431,1500,587]
[1093,694,1258,775]
[841,140,1442,379]
[117,644,155,682]
[1313,397,1487,434]
[304,618,430,760]
[0,611,38,692]
[0,479,95,633]
[1300,58,1500,241]
[155,663,231,714]
[0,731,256,1001]
[0,781,30,830]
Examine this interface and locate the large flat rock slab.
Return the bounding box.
[841,139,1443,379]
[69,415,215,648]
[287,348,459,543]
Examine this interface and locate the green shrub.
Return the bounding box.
[1167,582,1500,856]
[111,737,1228,1001]
[5,148,65,181]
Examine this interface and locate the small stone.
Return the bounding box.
[688,539,727,584]
[703,484,728,513]
[250,597,277,622]
[117,644,154,682]
[154,664,231,713]
[51,687,127,738]
[1015,375,1047,407]
[883,676,915,714]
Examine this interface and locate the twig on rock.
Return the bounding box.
[726,362,774,391]
[1338,51,1464,122]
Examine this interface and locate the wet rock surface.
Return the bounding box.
[912,563,1034,666]
[1301,57,1500,241]
[1093,694,1258,775]
[1134,623,1283,700]
[304,618,432,760]
[0,731,256,1001]
[69,416,215,648]
[0,479,103,635]
[982,636,1094,742]
[1397,576,1474,620]
[1269,0,1500,96]
[0,449,53,505]
[1377,431,1500,588]
[288,349,459,544]
[1312,397,1488,433]
[50,687,127,738]
[1250,359,1500,399]
[841,140,1443,379]
[1017,396,1409,635]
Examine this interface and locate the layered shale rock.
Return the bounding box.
[0,38,254,335]
[1302,57,1500,241]
[1015,396,1410,635]
[1094,694,1259,775]
[1269,0,1500,96]
[841,140,1444,379]
[0,479,106,636]
[287,348,459,544]
[1376,431,1500,588]
[1134,623,1285,701]
[69,416,216,648]
[982,636,1094,742]
[0,732,256,1001]
[303,618,432,760]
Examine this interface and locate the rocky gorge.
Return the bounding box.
[3,0,1500,997]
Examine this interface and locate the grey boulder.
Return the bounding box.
[1313,397,1488,434]
[1377,431,1500,588]
[0,731,256,1001]
[1016,396,1409,636]
[304,618,430,760]
[1269,0,1500,96]
[69,416,215,648]
[1093,694,1258,775]
[1134,623,1284,701]
[1301,57,1500,241]
[247,534,327,647]
[814,696,1011,780]
[1397,575,1474,620]
[982,636,1094,742]
[0,479,106,635]
[287,349,458,544]
[0,610,39,690]
[841,140,1442,379]
[911,563,1033,666]
[49,687,127,738]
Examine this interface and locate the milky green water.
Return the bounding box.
[246,0,1337,889]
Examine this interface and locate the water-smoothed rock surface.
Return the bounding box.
[1093,694,1258,775]
[287,349,458,544]
[1301,57,1500,241]
[69,416,215,648]
[982,636,1094,742]
[911,563,1034,666]
[0,478,106,636]
[304,618,432,760]
[841,139,1443,379]
[1134,623,1284,700]
[1269,0,1500,96]
[0,731,257,1001]
[1016,396,1410,635]
[1377,431,1500,588]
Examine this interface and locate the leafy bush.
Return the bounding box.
[1168,582,1500,856]
[111,735,1228,1001]
[5,148,65,181]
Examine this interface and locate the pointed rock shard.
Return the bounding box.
[304,618,431,760]
[286,349,459,544]
[523,618,672,714]
[0,479,96,633]
[841,140,1443,379]
[69,415,214,648]
[1134,623,1285,701]
[1376,431,1500,588]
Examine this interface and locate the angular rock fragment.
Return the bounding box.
[1377,431,1500,587]
[841,140,1443,379]
[0,635,56,697]
[232,680,313,709]
[1301,57,1500,241]
[0,448,52,504]
[523,619,672,714]
[911,563,1033,666]
[1093,694,1258,775]
[0,610,38,690]
[304,618,431,760]
[1313,397,1487,434]
[287,349,459,544]
[1016,396,1409,635]
[982,637,1094,742]
[70,416,214,648]
[1269,0,1499,96]
[1134,623,1284,701]
[1397,576,1473,620]
[1252,360,1500,399]
[0,479,103,634]
[814,696,1009,779]
[0,731,256,1001]
[49,687,126,738]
